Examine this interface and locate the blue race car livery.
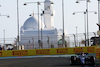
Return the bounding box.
[70,53,95,65]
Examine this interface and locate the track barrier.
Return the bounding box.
[0,46,99,58]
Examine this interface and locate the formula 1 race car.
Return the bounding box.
[70,53,95,65]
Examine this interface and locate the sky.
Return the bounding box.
[0,0,98,41]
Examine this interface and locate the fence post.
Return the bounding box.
[73,34,76,47]
[47,36,50,48]
[32,37,34,49]
[93,32,96,45]
[68,36,70,47]
[83,33,86,46]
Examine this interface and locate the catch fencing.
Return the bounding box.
[0,32,98,50]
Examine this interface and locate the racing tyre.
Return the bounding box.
[71,56,75,64]
[90,56,95,65]
[85,58,87,64]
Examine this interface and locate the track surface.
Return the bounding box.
[0,57,100,67]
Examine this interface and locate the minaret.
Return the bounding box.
[43,0,55,30]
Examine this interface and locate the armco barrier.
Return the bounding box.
[0,46,98,57]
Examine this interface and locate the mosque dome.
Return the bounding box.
[23,16,44,30]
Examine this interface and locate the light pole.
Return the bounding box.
[73,12,86,46]
[0,13,9,18]
[29,12,43,49]
[76,0,90,46]
[97,0,100,46]
[24,2,42,49]
[37,2,41,49]
[62,0,65,48]
[76,26,78,46]
[73,11,97,46]
[41,9,43,49]
[17,0,20,50]
[0,14,9,50]
[73,34,77,47]
[4,30,5,50]
[97,0,100,27]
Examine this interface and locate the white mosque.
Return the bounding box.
[19,0,69,49]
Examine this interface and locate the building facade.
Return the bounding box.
[19,0,68,49]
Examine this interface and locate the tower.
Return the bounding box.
[43,0,55,30]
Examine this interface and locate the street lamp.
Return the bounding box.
[29,13,42,17]
[76,26,78,46]
[0,13,9,18]
[73,12,86,46]
[29,11,44,49]
[37,2,41,48]
[24,2,42,49]
[41,9,43,49]
[0,14,9,50]
[97,0,100,27]
[76,0,90,3]
[29,12,43,48]
[24,2,43,5]
[62,0,65,48]
[3,30,5,50]
[97,0,100,45]
[73,11,97,46]
[76,0,90,46]
[17,0,20,50]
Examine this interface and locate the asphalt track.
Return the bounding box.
[0,55,100,67]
